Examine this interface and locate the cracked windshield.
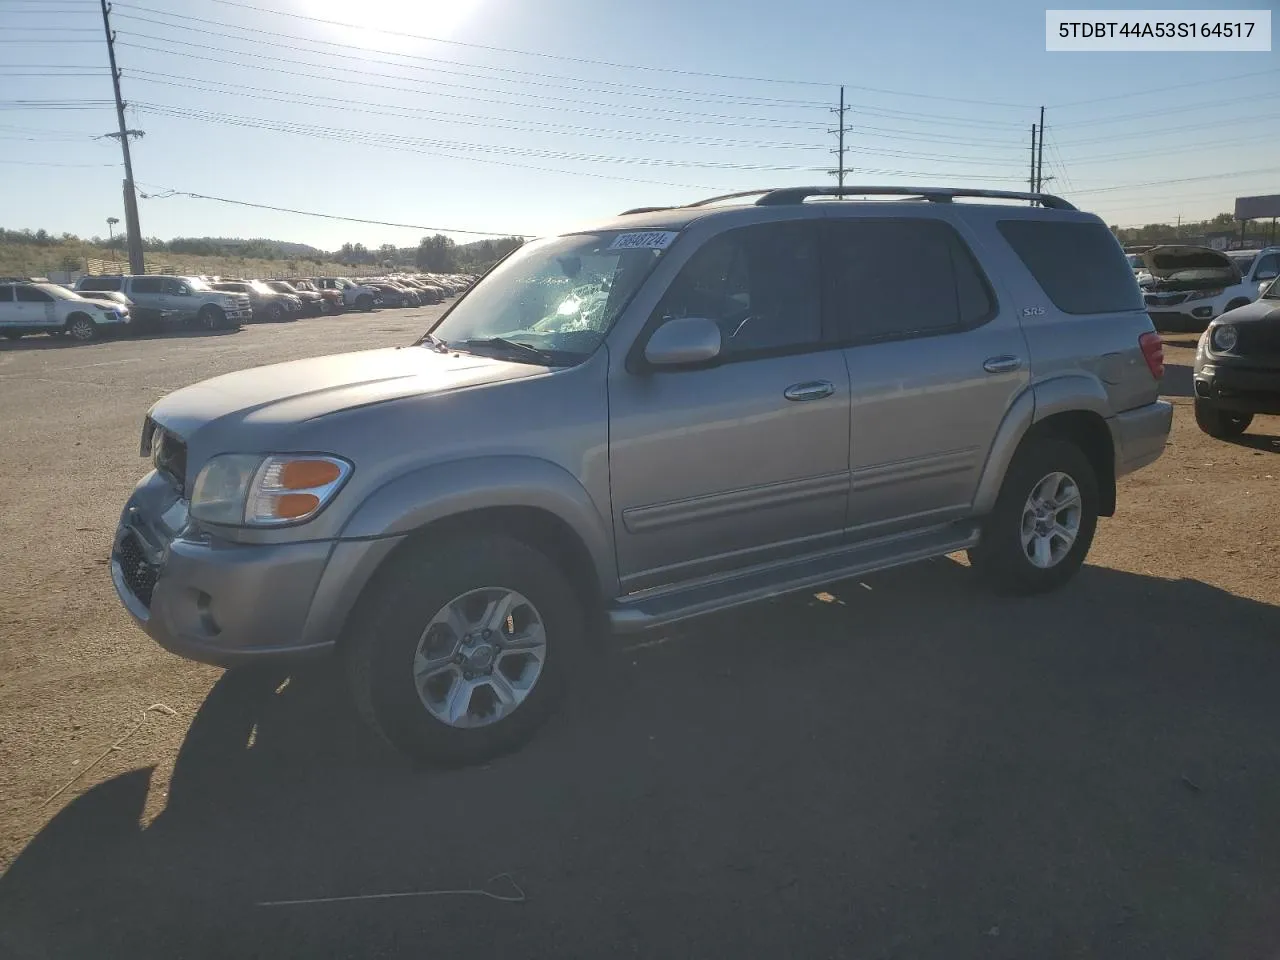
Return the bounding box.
[429,233,667,361]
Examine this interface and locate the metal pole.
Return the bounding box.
[1029,124,1037,201]
[99,0,145,275]
[837,86,845,191]
[1035,106,1045,194]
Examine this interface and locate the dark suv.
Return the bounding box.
[1193,278,1280,437]
[211,280,302,322]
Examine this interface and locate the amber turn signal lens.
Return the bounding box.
[272,492,321,519]
[279,459,342,490]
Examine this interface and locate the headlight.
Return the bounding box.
[1185,288,1224,302]
[190,454,352,527]
[1211,323,1238,353]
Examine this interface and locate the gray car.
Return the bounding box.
[110,185,1172,765]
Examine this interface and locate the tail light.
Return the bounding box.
[1139,331,1164,380]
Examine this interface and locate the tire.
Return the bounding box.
[345,535,585,767]
[356,294,374,312]
[66,313,97,342]
[317,298,330,315]
[267,303,285,322]
[1194,397,1252,438]
[3,331,23,340]
[968,438,1099,596]
[196,305,227,331]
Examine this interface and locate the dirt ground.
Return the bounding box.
[0,317,1277,958]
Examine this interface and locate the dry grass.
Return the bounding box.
[0,242,365,280]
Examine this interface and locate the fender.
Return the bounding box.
[971,373,1112,515]
[338,455,618,594]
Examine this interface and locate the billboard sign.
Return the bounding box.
[1235,195,1280,220]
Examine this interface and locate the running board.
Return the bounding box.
[607,521,981,634]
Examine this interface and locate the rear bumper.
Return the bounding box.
[1194,362,1280,414]
[1112,400,1173,477]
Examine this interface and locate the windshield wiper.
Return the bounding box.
[451,337,569,365]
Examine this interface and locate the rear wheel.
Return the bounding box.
[968,438,1098,595]
[345,535,584,766]
[3,331,23,341]
[1194,397,1252,438]
[66,313,97,342]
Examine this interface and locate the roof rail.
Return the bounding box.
[682,185,1075,210]
[754,185,1077,210]
[618,205,675,215]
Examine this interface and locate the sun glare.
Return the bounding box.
[296,0,485,50]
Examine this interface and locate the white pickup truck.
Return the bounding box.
[0,281,131,342]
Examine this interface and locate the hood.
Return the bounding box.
[1215,298,1280,324]
[148,346,548,444]
[1143,245,1239,281]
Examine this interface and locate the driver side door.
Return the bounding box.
[608,220,852,592]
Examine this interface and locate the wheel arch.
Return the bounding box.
[973,376,1117,518]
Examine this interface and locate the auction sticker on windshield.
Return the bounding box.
[608,231,679,251]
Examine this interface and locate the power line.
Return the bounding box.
[1052,92,1280,129]
[156,0,1040,107]
[111,7,829,109]
[1051,67,1280,108]
[138,187,535,237]
[0,158,116,167]
[114,38,830,129]
[1071,165,1280,196]
[122,73,827,150]
[133,102,825,172]
[1056,114,1280,147]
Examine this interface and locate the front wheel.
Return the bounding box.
[968,438,1098,595]
[267,302,285,322]
[345,535,585,767]
[1195,397,1252,438]
[197,305,226,331]
[66,313,97,342]
[3,331,23,341]
[356,294,374,312]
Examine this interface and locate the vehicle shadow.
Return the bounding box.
[1229,431,1280,454]
[1161,362,1194,398]
[0,327,242,351]
[4,560,1280,959]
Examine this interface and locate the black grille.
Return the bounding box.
[1234,323,1280,357]
[117,533,159,608]
[1145,292,1189,306]
[154,429,187,488]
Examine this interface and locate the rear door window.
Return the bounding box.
[998,220,1142,314]
[14,285,53,302]
[824,218,996,343]
[0,286,12,303]
[78,276,121,292]
[129,277,165,295]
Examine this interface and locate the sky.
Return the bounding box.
[1,0,1277,251]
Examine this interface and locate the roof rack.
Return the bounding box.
[618,205,676,215]
[686,185,1076,211]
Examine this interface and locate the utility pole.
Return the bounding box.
[1035,105,1046,194]
[1029,123,1037,201]
[828,86,850,192]
[98,0,145,275]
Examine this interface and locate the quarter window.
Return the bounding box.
[998,219,1142,314]
[1254,253,1279,279]
[652,221,822,357]
[825,218,995,342]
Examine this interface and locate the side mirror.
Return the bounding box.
[643,316,722,367]
[1256,269,1278,282]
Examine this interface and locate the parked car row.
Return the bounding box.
[1137,244,1279,332]
[0,271,477,343]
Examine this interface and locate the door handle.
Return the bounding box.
[783,380,835,402]
[983,356,1023,374]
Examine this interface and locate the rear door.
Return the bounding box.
[825,214,1029,539]
[126,276,167,313]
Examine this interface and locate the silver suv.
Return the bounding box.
[110,186,1172,765]
[75,275,252,330]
